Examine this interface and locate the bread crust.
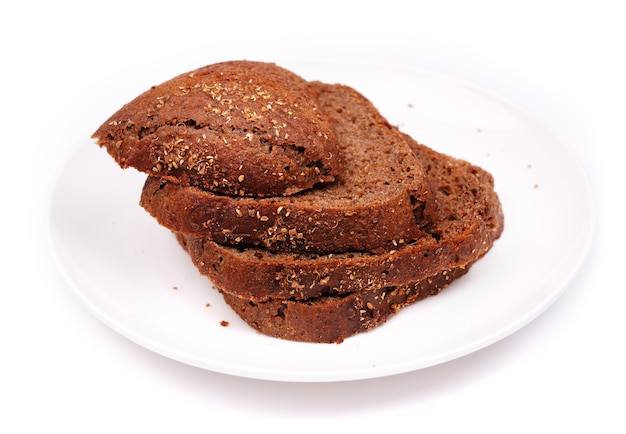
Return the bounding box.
[143,176,423,254]
[220,265,471,343]
[92,61,344,197]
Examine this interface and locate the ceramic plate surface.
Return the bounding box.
[48,62,594,382]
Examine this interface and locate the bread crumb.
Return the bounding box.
[220,320,229,327]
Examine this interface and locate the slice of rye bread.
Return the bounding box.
[174,136,504,302]
[217,265,471,343]
[92,60,344,197]
[140,82,436,254]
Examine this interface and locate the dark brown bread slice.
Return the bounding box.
[218,265,471,344]
[140,82,436,254]
[92,61,344,197]
[174,137,504,302]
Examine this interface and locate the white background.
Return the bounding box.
[2,1,623,432]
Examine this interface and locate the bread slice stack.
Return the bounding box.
[93,60,504,343]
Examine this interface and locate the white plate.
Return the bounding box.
[47,62,594,382]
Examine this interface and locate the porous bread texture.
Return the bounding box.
[140,83,435,254]
[92,61,344,197]
[94,60,504,344]
[174,137,504,303]
[219,265,471,344]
